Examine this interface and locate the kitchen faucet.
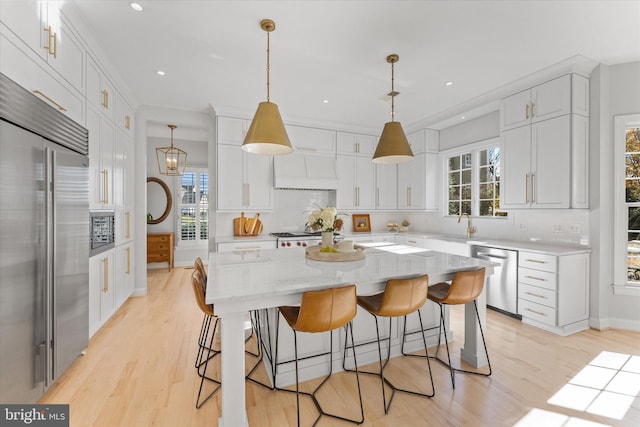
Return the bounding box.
[458,213,475,238]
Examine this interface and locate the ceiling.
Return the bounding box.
[70,0,640,133]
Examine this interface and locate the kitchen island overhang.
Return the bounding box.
[206,246,492,427]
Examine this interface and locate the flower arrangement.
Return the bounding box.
[307,207,344,233]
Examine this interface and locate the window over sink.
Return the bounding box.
[444,137,506,218]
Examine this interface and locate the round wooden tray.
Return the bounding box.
[305,246,366,262]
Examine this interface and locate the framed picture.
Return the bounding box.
[352,214,371,232]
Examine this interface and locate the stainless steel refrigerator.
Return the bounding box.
[0,73,89,403]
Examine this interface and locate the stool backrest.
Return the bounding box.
[191,269,214,316]
[194,257,207,281]
[294,285,357,333]
[380,275,429,317]
[446,267,486,305]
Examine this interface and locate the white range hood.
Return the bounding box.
[273,153,338,190]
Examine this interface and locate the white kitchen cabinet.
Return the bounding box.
[375,163,397,210]
[0,1,84,93]
[115,90,134,135]
[500,75,574,131]
[336,155,375,210]
[348,234,395,244]
[114,128,134,244]
[115,243,134,308]
[337,132,376,155]
[286,124,336,154]
[0,29,85,125]
[217,240,276,252]
[397,153,438,211]
[218,116,247,145]
[501,115,572,209]
[217,144,272,211]
[395,235,426,247]
[86,55,115,121]
[517,250,589,336]
[89,250,115,336]
[407,128,439,154]
[87,105,114,210]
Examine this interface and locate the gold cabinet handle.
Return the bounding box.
[125,211,131,238]
[524,307,546,317]
[408,187,412,206]
[125,115,131,130]
[43,26,56,57]
[531,173,535,203]
[376,188,380,207]
[525,258,547,264]
[126,247,131,274]
[531,102,536,117]
[101,169,109,203]
[525,103,529,120]
[102,90,109,109]
[524,291,546,299]
[524,275,546,282]
[32,90,66,111]
[102,257,109,293]
[525,173,529,203]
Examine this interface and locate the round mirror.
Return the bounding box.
[147,177,172,224]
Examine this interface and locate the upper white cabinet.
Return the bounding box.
[336,155,375,210]
[500,74,589,131]
[337,132,376,155]
[115,90,134,135]
[86,55,115,121]
[500,73,589,209]
[397,129,440,211]
[0,1,84,94]
[87,105,114,210]
[217,127,273,210]
[375,163,397,210]
[286,125,335,154]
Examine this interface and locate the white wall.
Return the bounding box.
[591,61,640,330]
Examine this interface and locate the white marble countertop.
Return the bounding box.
[206,246,488,305]
[340,231,590,256]
[215,235,277,244]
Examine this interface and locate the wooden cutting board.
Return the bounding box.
[233,212,245,236]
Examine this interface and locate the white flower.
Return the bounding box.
[307,207,340,232]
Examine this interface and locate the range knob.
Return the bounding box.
[296,241,301,246]
[302,242,307,247]
[286,242,291,247]
[280,242,286,247]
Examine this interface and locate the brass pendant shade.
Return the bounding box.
[373,121,414,164]
[242,19,292,155]
[372,54,413,164]
[156,124,187,176]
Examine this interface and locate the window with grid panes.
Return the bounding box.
[624,127,640,283]
[178,169,208,244]
[445,140,505,217]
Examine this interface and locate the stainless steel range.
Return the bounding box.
[270,232,341,249]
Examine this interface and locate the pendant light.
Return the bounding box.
[242,19,293,155]
[156,124,187,176]
[372,54,414,164]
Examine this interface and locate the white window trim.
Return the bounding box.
[613,113,640,296]
[175,167,209,247]
[440,137,506,218]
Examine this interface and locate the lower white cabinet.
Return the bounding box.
[217,240,276,252]
[89,250,115,336]
[115,243,134,308]
[517,250,589,335]
[395,235,425,247]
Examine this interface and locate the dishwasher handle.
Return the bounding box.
[475,252,509,260]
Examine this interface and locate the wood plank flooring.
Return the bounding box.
[39,267,640,426]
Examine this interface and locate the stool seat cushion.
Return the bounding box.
[358,275,428,317]
[427,267,486,306]
[279,285,357,333]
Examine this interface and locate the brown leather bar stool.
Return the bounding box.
[350,275,434,414]
[278,284,364,426]
[192,258,271,390]
[190,268,221,408]
[427,267,492,388]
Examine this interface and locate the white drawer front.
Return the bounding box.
[217,241,275,252]
[519,283,556,309]
[519,267,557,291]
[519,299,556,326]
[519,251,557,272]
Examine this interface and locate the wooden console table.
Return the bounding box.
[147,232,174,271]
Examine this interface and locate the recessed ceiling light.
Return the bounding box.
[130,3,143,12]
[446,81,453,86]
[156,70,166,76]
[322,99,329,104]
[461,115,466,120]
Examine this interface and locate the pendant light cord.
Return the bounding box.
[266,30,271,102]
[390,60,395,122]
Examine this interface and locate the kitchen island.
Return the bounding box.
[207,245,491,427]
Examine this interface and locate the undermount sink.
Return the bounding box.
[436,236,487,246]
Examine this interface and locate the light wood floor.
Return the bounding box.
[40,267,640,426]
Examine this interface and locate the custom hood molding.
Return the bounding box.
[273,153,338,190]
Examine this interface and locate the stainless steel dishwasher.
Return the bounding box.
[470,245,521,319]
